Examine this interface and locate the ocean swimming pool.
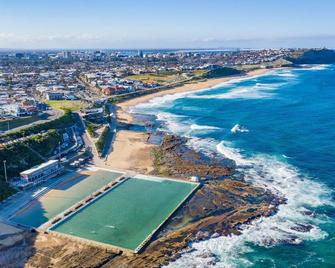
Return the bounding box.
[50,175,198,252]
[11,169,123,228]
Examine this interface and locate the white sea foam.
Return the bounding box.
[155,112,221,136]
[131,93,183,111]
[298,64,331,71]
[188,82,284,100]
[160,119,190,136]
[276,72,296,77]
[231,124,249,134]
[190,124,220,131]
[209,71,274,90]
[156,112,186,121]
[132,66,334,267]
[132,71,278,112]
[166,139,334,268]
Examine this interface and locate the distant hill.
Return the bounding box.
[286,48,335,64]
[204,67,244,79]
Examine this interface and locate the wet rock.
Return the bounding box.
[291,223,314,233]
[152,135,233,179]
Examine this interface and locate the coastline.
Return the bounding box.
[116,68,270,124]
[1,67,288,267]
[110,68,273,172]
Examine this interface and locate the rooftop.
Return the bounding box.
[20,159,59,176]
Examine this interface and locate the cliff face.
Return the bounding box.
[286,49,335,64]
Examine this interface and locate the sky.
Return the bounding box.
[1,0,335,49]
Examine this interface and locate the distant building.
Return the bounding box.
[82,107,104,121]
[138,50,144,58]
[15,53,24,59]
[20,160,62,184]
[0,104,31,117]
[46,91,64,100]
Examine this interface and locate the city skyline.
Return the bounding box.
[1,0,335,49]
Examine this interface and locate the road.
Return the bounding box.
[2,108,64,135]
[101,103,117,159]
[74,112,106,167]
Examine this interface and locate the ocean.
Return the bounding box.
[131,64,335,267]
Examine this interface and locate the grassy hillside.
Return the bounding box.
[204,67,244,78]
[0,129,62,201]
[0,180,16,201]
[0,129,61,180]
[47,100,89,112]
[286,49,335,64]
[0,110,75,143]
[126,71,182,84]
[95,125,110,155]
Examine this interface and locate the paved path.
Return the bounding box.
[2,108,64,135]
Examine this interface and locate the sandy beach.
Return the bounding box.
[105,130,154,173]
[117,68,269,122]
[107,68,270,172]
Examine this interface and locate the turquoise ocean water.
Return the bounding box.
[132,65,335,267]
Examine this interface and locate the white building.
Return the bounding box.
[46,91,64,100]
[20,160,62,184]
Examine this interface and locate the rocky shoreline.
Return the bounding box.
[103,134,285,267]
[1,130,285,268]
[151,135,234,179]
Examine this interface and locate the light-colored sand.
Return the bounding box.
[116,68,268,124]
[105,130,154,173]
[109,68,270,171]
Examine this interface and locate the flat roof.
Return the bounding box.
[50,176,198,252]
[20,159,59,176]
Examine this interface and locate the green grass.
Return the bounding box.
[204,67,243,79]
[193,69,208,76]
[125,72,180,84]
[47,100,88,112]
[85,121,100,138]
[0,110,75,143]
[95,125,110,155]
[51,176,197,251]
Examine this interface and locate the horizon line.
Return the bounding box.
[0,47,333,52]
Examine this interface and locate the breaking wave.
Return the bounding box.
[188,82,284,100]
[275,70,297,78]
[166,139,334,268]
[155,112,221,136]
[231,124,249,134]
[190,124,220,131]
[132,65,335,267]
[298,64,332,71]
